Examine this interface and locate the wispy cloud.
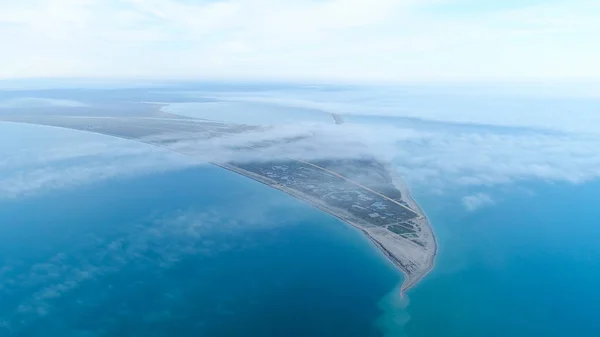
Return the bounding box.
[387,130,600,189]
[0,123,195,199]
[135,118,600,192]
[184,86,600,133]
[5,110,600,201]
[0,206,291,333]
[461,193,495,212]
[0,97,87,109]
[0,0,598,81]
[159,87,600,196]
[4,80,600,202]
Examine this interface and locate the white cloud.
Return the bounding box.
[182,86,600,133]
[0,123,195,199]
[0,205,294,331]
[386,130,600,189]
[110,121,600,201]
[0,0,599,81]
[4,80,600,200]
[0,320,11,333]
[0,97,87,108]
[461,193,495,212]
[6,109,600,200]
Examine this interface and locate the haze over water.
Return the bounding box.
[2,86,600,336]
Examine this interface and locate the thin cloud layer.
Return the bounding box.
[0,98,87,109]
[461,193,495,212]
[1,0,599,81]
[0,123,195,199]
[4,115,600,200]
[3,81,600,201]
[144,121,600,191]
[0,206,295,333]
[189,86,600,133]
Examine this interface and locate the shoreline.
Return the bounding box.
[388,170,438,294]
[217,162,437,295]
[0,116,436,295]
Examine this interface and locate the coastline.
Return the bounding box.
[0,115,436,295]
[388,170,438,294]
[217,161,437,295]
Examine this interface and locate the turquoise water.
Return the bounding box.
[3,152,600,337]
[0,164,400,336]
[379,182,600,337]
[6,164,599,337]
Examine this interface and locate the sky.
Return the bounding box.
[1,0,599,82]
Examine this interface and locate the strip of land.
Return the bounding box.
[0,113,437,293]
[221,159,436,294]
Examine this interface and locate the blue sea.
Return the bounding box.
[386,181,600,337]
[2,153,599,336]
[0,162,400,336]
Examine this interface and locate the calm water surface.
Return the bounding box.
[0,164,400,336]
[379,182,600,337]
